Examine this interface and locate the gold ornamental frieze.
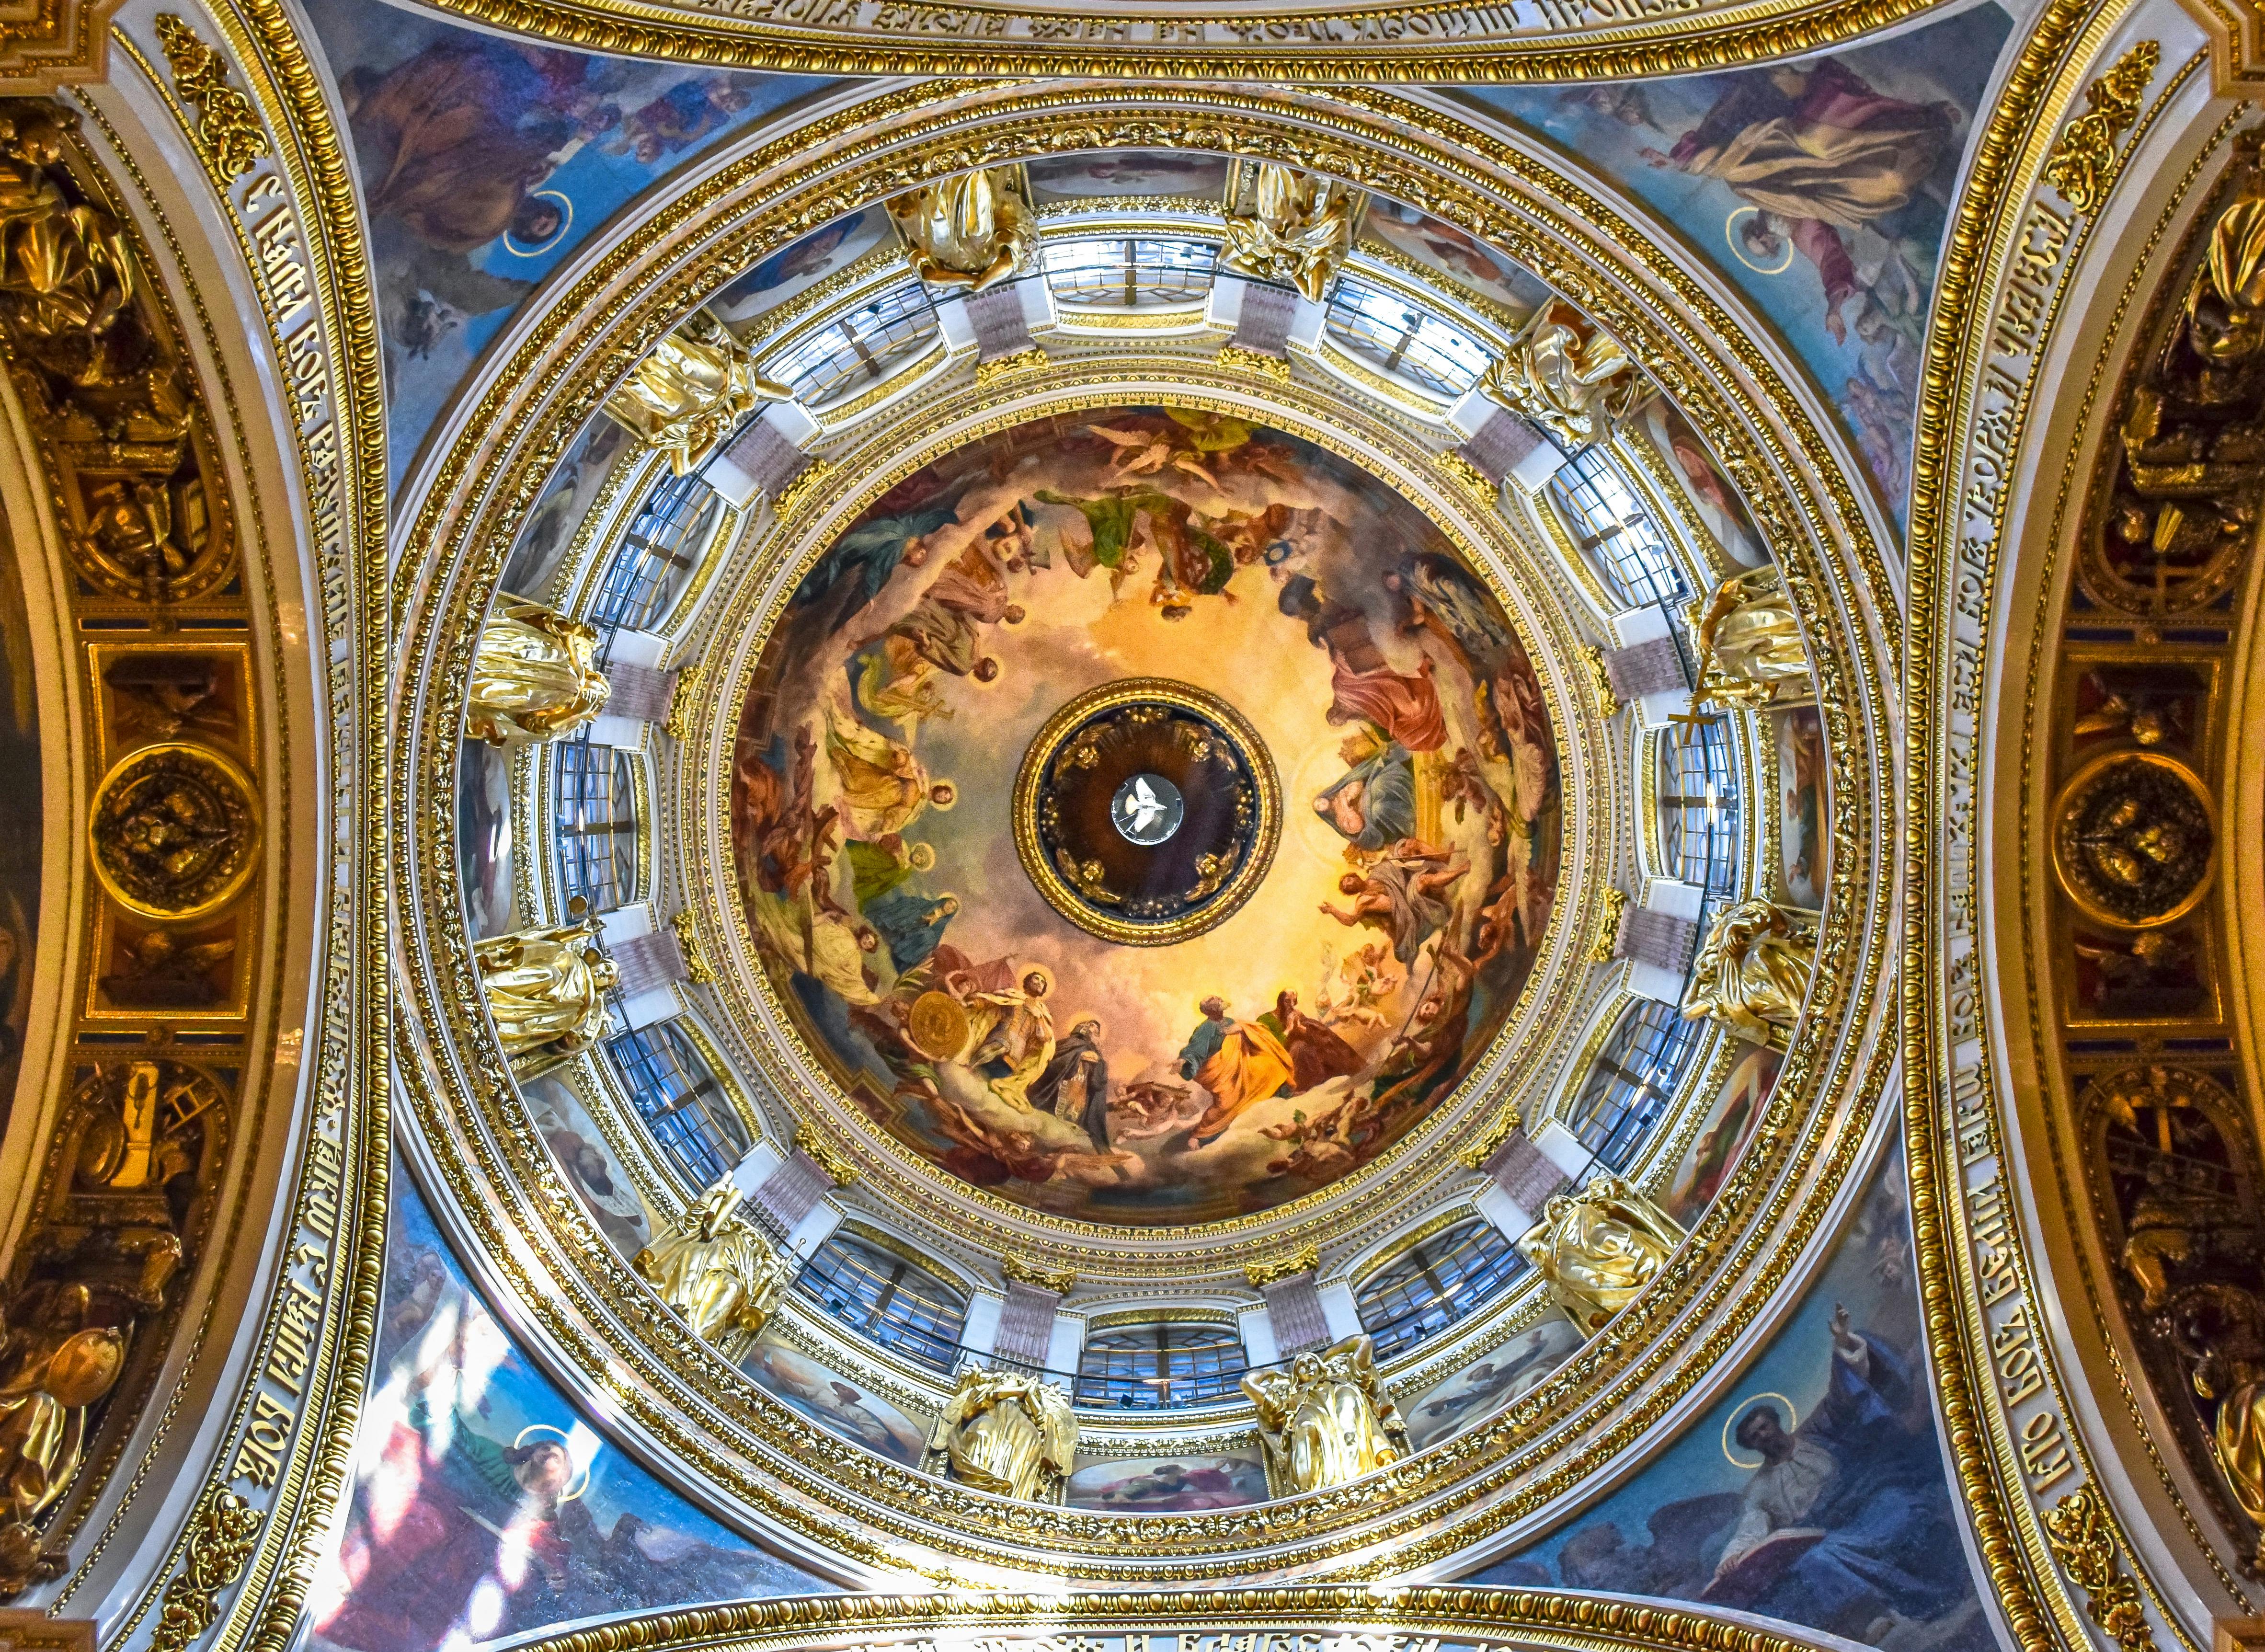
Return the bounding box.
[401,0,1968,82]
[389,84,1894,1581]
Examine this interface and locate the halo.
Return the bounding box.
[514,1423,593,1500]
[1721,1391,1799,1468]
[1725,208,1795,276]
[503,190,574,259]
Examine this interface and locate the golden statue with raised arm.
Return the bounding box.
[466,594,610,747]
[1687,567,1809,709]
[1518,1175,1685,1333]
[1241,1333,1408,1497]
[888,167,1036,294]
[1682,897,1816,1044]
[633,1182,792,1363]
[923,1365,1077,1502]
[604,308,789,475]
[1478,298,1641,451]
[1221,161,1360,303]
[471,918,616,1075]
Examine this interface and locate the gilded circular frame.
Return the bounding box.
[2049,749,2219,930]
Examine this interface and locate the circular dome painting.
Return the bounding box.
[732,407,1562,1224]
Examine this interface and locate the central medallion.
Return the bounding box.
[1013,679,1279,946]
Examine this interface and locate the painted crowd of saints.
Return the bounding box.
[733,408,1560,1223]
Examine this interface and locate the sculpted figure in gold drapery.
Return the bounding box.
[0,105,151,391]
[887,167,1036,294]
[1241,1333,1408,1497]
[472,918,616,1075]
[1518,1174,1685,1333]
[1688,568,1809,709]
[603,309,789,476]
[466,594,610,747]
[1221,162,1359,304]
[1478,298,1641,451]
[2169,1284,2265,1570]
[1682,897,1816,1045]
[922,1366,1076,1503]
[633,1183,792,1364]
[0,1284,126,1594]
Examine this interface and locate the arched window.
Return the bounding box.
[590,470,721,633]
[1355,1217,1529,1358]
[1324,278,1488,401]
[1549,448,1688,610]
[1564,999,1705,1172]
[1045,237,1217,309]
[554,741,638,914]
[1656,716,1741,895]
[606,1019,748,1191]
[794,1232,967,1371]
[765,282,939,409]
[1075,1319,1248,1409]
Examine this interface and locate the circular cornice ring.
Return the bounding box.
[389,84,1899,1583]
[398,0,1966,83]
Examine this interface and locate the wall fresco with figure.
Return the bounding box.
[525,1072,656,1261]
[1633,396,1768,568]
[1065,1453,1271,1511]
[1774,707,1830,910]
[1025,150,1233,205]
[1661,1044,1778,1227]
[1463,1140,1990,1652]
[741,1333,929,1465]
[309,1168,827,1652]
[711,206,898,328]
[1362,197,1554,318]
[1403,1317,1584,1449]
[732,407,1561,1225]
[1467,4,2013,525]
[302,0,830,490]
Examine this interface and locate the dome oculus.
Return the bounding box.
[733,406,1562,1225]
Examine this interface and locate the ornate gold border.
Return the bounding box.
[1008,675,1283,947]
[398,0,1969,83]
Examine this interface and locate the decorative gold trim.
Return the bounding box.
[1002,1255,1077,1295]
[2045,1483,2160,1652]
[795,1121,859,1188]
[1214,342,1291,382]
[1244,1245,1320,1288]
[1435,448,1496,505]
[1459,1105,1520,1171]
[972,345,1049,387]
[1581,643,1623,720]
[663,661,702,743]
[1589,886,1629,964]
[1085,1305,1235,1331]
[670,909,714,986]
[2043,40,2162,215]
[152,16,267,184]
[769,457,833,521]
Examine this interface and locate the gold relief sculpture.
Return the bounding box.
[147,1489,261,1652]
[1687,567,1809,709]
[2042,40,2161,215]
[2163,1285,2265,1569]
[1580,644,1623,720]
[1477,298,1641,451]
[153,15,270,184]
[1215,343,1292,383]
[1433,447,1495,505]
[465,594,610,747]
[604,309,789,476]
[1000,1254,1075,1294]
[1518,1174,1684,1333]
[2051,751,2216,929]
[0,1286,125,1595]
[1221,161,1359,303]
[2042,1482,2158,1652]
[632,1183,792,1364]
[472,919,616,1075]
[924,1367,1077,1503]
[1242,1244,1319,1289]
[1683,897,1816,1044]
[87,743,259,921]
[2091,132,2265,617]
[1589,886,1630,964]
[972,346,1049,389]
[887,167,1035,294]
[1241,1334,1407,1496]
[1459,1105,1520,1171]
[791,1122,858,1189]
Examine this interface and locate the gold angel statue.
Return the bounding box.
[1478,298,1641,451]
[466,594,610,747]
[0,1284,126,1593]
[1518,1175,1684,1333]
[471,918,616,1074]
[887,167,1036,294]
[633,1182,792,1363]
[1683,897,1815,1044]
[922,1365,1077,1502]
[603,309,789,475]
[1221,162,1360,303]
[1688,568,1809,709]
[1240,1333,1409,1497]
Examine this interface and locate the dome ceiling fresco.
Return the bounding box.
[734,407,1560,1224]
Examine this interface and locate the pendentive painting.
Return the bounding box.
[732,406,1561,1225]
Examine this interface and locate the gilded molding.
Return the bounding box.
[1244,1246,1321,1288]
[1002,1255,1077,1295]
[152,15,268,184]
[2042,39,2160,215]
[2045,1484,2159,1652]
